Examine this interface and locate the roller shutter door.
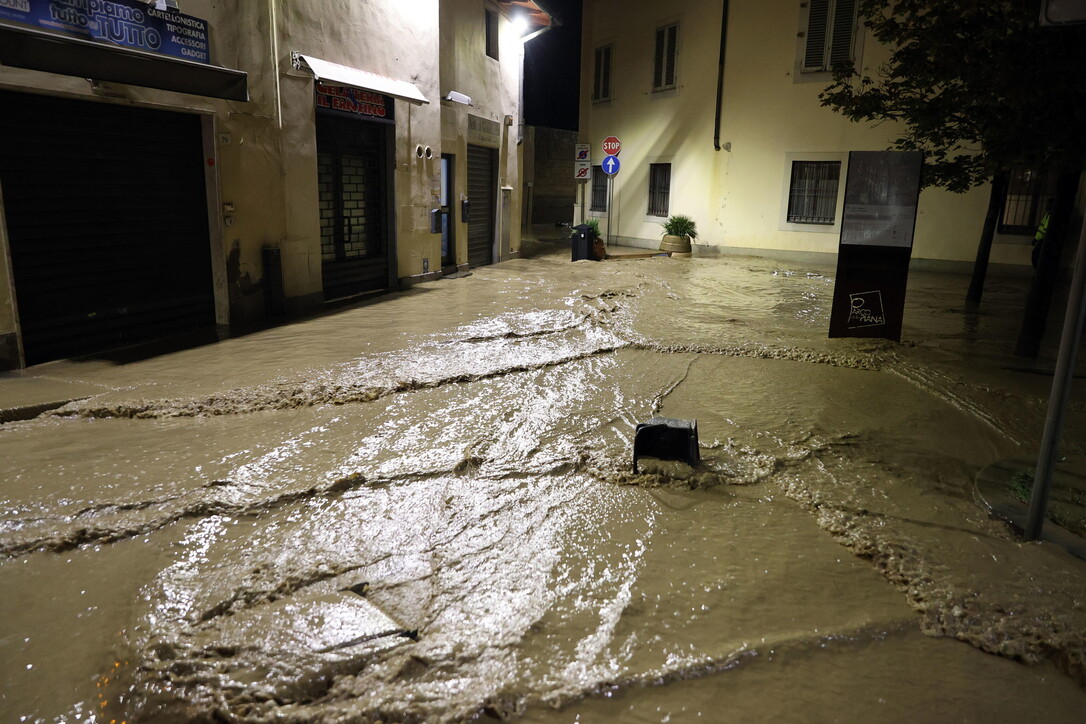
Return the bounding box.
[466,144,496,268]
[0,91,214,366]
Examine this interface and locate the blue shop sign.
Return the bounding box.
[0,0,212,65]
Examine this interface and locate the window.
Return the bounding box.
[653,23,678,90]
[801,0,858,73]
[1000,167,1057,235]
[485,8,499,60]
[648,163,671,217]
[590,166,608,211]
[787,160,841,224]
[593,44,613,102]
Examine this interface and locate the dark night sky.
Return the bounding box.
[523,0,582,131]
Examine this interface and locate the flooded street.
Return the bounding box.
[2,240,1085,722]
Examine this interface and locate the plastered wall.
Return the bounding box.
[0,0,531,364]
[577,0,1038,266]
[441,0,525,262]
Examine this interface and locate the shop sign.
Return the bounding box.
[0,0,213,64]
[467,114,501,148]
[316,82,394,122]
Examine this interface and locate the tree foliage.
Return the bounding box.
[820,0,1086,192]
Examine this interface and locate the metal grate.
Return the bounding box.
[1000,167,1056,235]
[590,166,608,211]
[648,163,671,217]
[787,160,840,224]
[316,114,389,299]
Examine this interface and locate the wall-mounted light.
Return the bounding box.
[443,91,472,106]
[511,13,529,36]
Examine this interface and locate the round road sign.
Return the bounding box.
[602,136,621,156]
[602,154,621,175]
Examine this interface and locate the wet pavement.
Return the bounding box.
[2,231,1085,722]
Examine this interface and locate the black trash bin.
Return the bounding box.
[571,224,591,261]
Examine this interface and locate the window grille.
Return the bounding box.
[787,160,840,224]
[653,23,678,90]
[1000,167,1057,235]
[648,163,671,217]
[591,166,608,211]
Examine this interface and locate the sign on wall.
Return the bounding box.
[0,0,213,64]
[467,114,501,148]
[828,151,923,341]
[316,83,394,123]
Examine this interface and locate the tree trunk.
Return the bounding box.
[966,173,1008,303]
[1014,170,1082,358]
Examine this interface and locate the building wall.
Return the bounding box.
[577,0,1035,267]
[528,126,578,224]
[0,0,529,368]
[441,0,526,264]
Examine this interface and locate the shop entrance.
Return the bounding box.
[466,144,497,268]
[0,91,215,366]
[315,113,392,300]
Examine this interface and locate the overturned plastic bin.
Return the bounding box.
[633,417,700,473]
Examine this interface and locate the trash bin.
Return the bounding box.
[571,224,591,261]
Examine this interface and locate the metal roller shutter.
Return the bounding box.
[466,144,496,268]
[0,91,214,365]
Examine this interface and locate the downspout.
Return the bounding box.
[713,0,729,151]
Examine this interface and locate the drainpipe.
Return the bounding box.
[713,0,730,151]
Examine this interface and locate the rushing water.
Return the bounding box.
[1,244,1084,722]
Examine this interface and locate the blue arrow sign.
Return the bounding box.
[602,154,621,175]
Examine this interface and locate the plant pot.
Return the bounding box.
[660,233,691,255]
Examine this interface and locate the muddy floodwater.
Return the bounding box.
[2,240,1085,722]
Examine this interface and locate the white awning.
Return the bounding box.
[293,53,429,105]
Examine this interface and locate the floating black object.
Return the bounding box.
[633,417,699,473]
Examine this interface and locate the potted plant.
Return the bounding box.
[586,218,606,260]
[660,214,697,256]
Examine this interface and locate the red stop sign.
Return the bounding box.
[602,136,621,156]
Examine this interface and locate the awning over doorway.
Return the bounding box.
[292,53,429,106]
[0,23,249,102]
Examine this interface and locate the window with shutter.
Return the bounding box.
[485,8,499,60]
[801,0,857,73]
[593,44,613,102]
[653,23,678,91]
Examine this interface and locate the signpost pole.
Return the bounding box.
[606,176,612,246]
[1026,214,1086,540]
[1023,0,1086,539]
[580,182,586,226]
[600,137,622,248]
